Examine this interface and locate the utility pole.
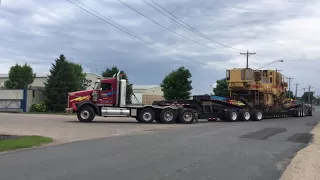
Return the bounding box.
[294,83,299,99]
[287,77,294,98]
[240,50,256,68]
[308,85,313,104]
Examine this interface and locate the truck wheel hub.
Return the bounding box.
[183,112,193,121]
[231,112,237,120]
[80,110,90,119]
[164,111,173,121]
[244,112,250,120]
[143,112,152,121]
[256,112,262,119]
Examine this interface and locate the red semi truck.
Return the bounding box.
[66,71,198,124]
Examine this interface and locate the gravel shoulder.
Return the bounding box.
[0,113,194,144]
[280,115,320,180]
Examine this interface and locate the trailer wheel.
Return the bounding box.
[308,109,313,116]
[138,108,155,123]
[159,108,178,124]
[238,110,250,121]
[225,110,238,122]
[77,105,95,122]
[251,110,263,121]
[179,108,196,124]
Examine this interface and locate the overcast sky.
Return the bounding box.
[0,0,319,95]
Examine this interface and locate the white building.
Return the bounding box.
[132,85,164,105]
[0,73,164,104]
[0,72,101,90]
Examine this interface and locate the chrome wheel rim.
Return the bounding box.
[244,112,250,120]
[183,112,193,122]
[80,110,89,119]
[164,111,174,121]
[231,112,237,121]
[257,112,262,119]
[143,112,152,121]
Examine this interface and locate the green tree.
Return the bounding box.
[301,91,315,103]
[44,54,81,111]
[160,66,192,100]
[4,63,36,89]
[102,66,133,104]
[70,62,88,90]
[213,78,229,96]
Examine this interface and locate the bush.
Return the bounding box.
[29,101,48,112]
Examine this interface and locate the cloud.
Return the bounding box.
[0,0,319,96]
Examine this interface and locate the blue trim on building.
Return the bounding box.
[21,89,27,112]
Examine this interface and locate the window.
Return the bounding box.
[270,77,273,83]
[101,83,111,91]
[226,70,230,80]
[241,69,245,80]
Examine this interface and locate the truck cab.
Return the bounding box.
[66,71,128,115]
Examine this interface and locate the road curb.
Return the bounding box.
[279,121,320,180]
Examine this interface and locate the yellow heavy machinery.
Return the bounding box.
[226,68,312,119]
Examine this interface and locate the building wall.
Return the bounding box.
[0,72,101,90]
[131,85,164,104]
[26,90,45,112]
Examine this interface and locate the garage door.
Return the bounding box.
[132,92,142,104]
[0,99,22,112]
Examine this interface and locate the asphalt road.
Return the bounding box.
[0,114,319,180]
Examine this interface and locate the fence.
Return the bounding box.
[0,89,44,112]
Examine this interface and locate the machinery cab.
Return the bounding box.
[226,68,288,109]
[92,71,127,107]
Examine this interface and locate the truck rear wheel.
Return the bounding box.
[138,108,155,123]
[77,105,95,122]
[179,108,195,124]
[238,110,250,121]
[225,110,238,122]
[159,108,177,124]
[251,110,263,121]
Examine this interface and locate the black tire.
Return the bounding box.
[238,110,251,121]
[159,108,178,124]
[251,110,263,121]
[77,105,95,122]
[179,108,196,124]
[308,109,313,116]
[135,116,141,122]
[225,110,238,122]
[138,108,155,123]
[293,109,299,117]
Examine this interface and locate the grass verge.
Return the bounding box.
[0,135,53,152]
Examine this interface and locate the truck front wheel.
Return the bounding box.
[77,105,95,122]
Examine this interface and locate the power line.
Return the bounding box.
[143,0,243,52]
[116,0,226,52]
[240,50,256,68]
[65,0,206,65]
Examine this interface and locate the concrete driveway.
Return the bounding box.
[0,113,194,144]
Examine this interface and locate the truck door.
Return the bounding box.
[98,82,115,105]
